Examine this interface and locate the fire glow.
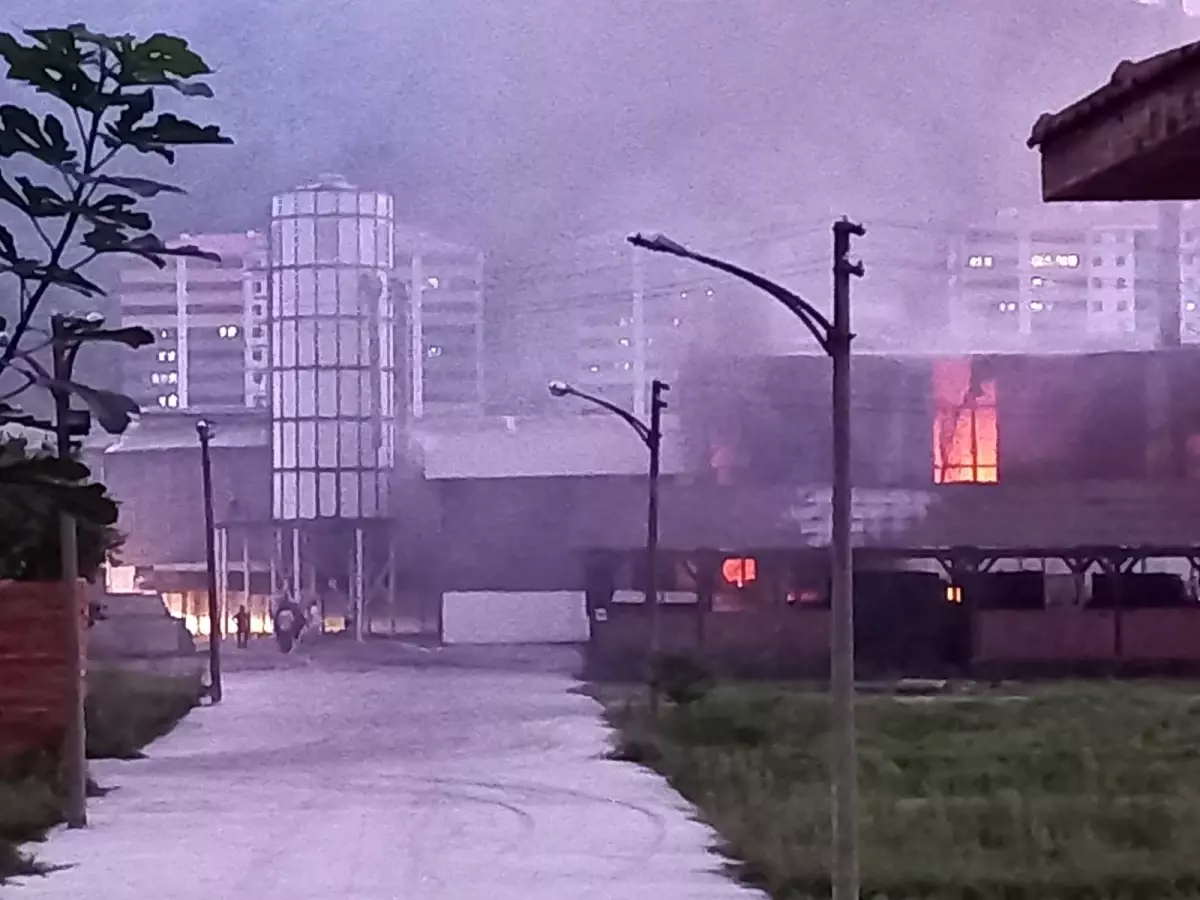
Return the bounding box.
[933,358,998,484]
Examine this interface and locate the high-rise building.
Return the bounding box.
[395,229,485,418]
[118,231,268,410]
[949,204,1200,351]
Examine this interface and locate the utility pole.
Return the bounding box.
[628,220,865,896]
[646,378,668,714]
[51,314,89,830]
[831,218,865,900]
[197,420,223,703]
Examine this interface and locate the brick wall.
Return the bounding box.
[0,581,84,760]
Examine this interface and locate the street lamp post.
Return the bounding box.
[196,419,222,703]
[549,378,670,711]
[629,221,865,900]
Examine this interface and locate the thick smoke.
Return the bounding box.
[3,0,1190,249]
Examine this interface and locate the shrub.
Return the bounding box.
[650,653,716,707]
[85,669,203,760]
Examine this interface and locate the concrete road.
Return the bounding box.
[11,661,760,900]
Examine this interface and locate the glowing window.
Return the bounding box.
[721,557,758,588]
[945,585,963,604]
[932,358,998,484]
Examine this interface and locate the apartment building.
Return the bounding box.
[119,231,268,410]
[394,228,485,418]
[950,204,1200,351]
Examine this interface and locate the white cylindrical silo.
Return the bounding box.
[268,174,396,521]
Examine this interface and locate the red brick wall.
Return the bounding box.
[975,610,1117,662]
[976,609,1200,665]
[0,581,84,760]
[591,605,831,675]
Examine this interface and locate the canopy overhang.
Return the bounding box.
[1030,42,1200,202]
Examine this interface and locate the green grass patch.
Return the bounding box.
[606,681,1200,900]
[0,669,202,882]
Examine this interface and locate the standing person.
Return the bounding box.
[233,605,251,649]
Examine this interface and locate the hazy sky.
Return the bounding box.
[2,1,1191,252]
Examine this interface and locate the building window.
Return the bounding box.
[1117,300,1129,311]
[156,349,177,363]
[967,255,993,269]
[1091,300,1104,312]
[252,325,264,338]
[252,349,264,362]
[1091,277,1103,288]
[1116,277,1128,289]
[218,325,240,338]
[1031,253,1079,268]
[1092,256,1103,267]
[1116,255,1127,267]
[156,393,179,409]
[721,557,758,589]
[932,358,998,484]
[252,304,265,317]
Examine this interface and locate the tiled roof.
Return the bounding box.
[1029,41,1200,149]
[574,481,1200,553]
[900,481,1200,551]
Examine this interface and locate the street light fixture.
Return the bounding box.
[629,220,865,900]
[548,378,670,711]
[195,419,223,703]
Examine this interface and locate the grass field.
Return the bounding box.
[607,681,1200,900]
[0,669,203,883]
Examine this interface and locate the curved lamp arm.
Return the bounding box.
[628,233,833,355]
[551,383,652,446]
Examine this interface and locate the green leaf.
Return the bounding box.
[150,113,229,145]
[0,104,75,164]
[0,173,22,209]
[112,89,153,134]
[121,33,212,82]
[120,234,222,265]
[0,224,15,262]
[0,30,99,109]
[89,175,185,198]
[83,192,153,230]
[74,326,154,349]
[69,383,141,434]
[164,78,213,98]
[112,112,231,163]
[40,264,106,298]
[15,176,70,218]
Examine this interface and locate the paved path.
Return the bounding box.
[12,664,759,900]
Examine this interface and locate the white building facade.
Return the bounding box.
[118,231,268,410]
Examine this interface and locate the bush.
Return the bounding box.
[85,669,203,760]
[650,653,716,707]
[0,772,59,882]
